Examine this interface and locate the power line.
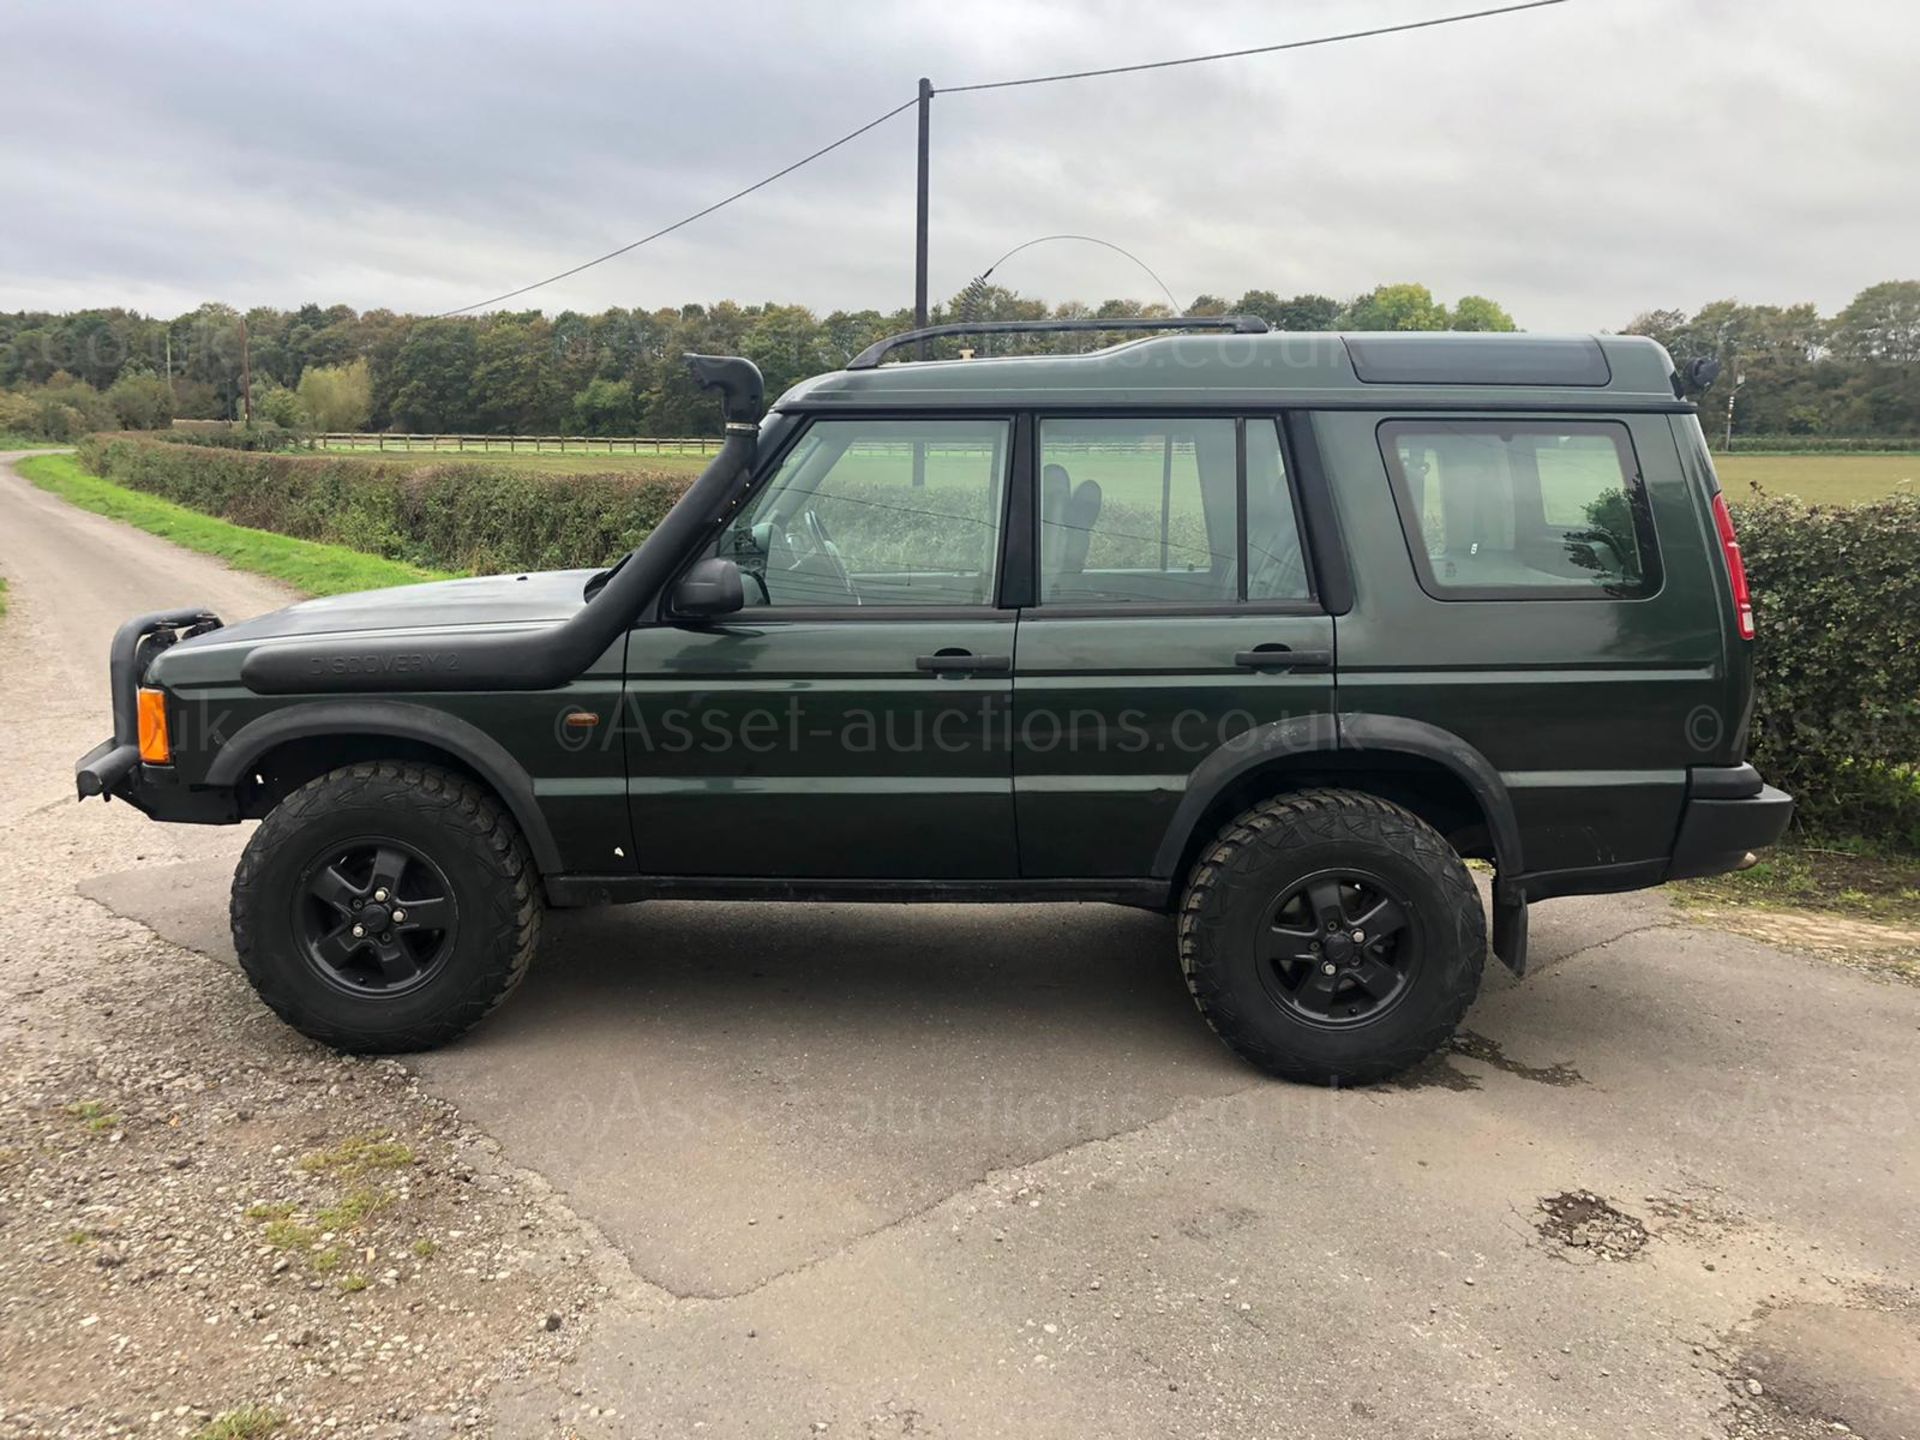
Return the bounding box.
[435,97,918,317]
[436,0,1570,317]
[938,0,1569,93]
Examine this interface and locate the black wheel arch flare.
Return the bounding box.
[205,701,566,878]
[1151,711,1529,972]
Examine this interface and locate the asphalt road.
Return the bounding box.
[7,452,1918,1439]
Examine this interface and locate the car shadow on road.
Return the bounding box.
[79,859,1232,1066]
[486,898,1229,1064]
[423,900,1273,1295]
[78,857,1632,1082]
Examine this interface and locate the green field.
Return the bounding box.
[389,449,714,476]
[1715,453,1919,506]
[16,454,452,596]
[361,443,1918,507]
[313,441,713,476]
[293,436,1920,506]
[334,447,709,476]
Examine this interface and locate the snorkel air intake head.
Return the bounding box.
[683,353,765,427]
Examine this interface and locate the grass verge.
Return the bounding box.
[15,454,455,597]
[1670,843,1920,983]
[1669,843,1920,929]
[0,433,63,451]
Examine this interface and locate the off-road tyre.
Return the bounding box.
[232,762,541,1053]
[1178,788,1484,1085]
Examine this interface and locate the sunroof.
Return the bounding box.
[1343,335,1612,387]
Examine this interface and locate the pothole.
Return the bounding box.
[1536,1190,1649,1261]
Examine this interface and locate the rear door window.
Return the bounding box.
[1035,417,1312,606]
[1245,419,1311,602]
[1379,419,1659,598]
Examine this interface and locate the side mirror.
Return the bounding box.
[672,556,745,618]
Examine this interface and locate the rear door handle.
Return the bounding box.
[1233,647,1332,671]
[916,652,1011,674]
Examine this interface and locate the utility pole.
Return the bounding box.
[1724,371,1744,451]
[912,76,932,487]
[914,76,932,336]
[239,315,253,427]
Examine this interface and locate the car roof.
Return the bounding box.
[775,332,1688,415]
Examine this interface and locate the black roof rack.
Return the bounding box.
[845,315,1271,371]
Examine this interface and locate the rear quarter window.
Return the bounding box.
[1378,418,1660,600]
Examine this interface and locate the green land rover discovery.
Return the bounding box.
[76,320,1792,1084]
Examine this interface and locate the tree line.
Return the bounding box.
[1,280,1914,441]
[1622,282,1920,438]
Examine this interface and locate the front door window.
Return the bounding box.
[716,419,1010,609]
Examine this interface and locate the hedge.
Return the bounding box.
[77,433,690,575]
[151,422,312,451]
[1732,493,1920,844]
[1721,435,1920,454]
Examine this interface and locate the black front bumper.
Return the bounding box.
[1667,763,1794,881]
[75,607,226,816]
[75,739,240,822]
[75,734,143,801]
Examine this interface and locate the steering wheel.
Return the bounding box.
[801,509,858,603]
[765,508,858,605]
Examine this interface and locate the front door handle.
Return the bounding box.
[1234,647,1332,672]
[916,652,1011,674]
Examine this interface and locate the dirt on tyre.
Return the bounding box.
[1178,788,1485,1085]
[231,761,541,1053]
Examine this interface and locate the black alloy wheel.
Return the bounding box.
[1177,788,1486,1085]
[1255,868,1419,1027]
[293,838,457,997]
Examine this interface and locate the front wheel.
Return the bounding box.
[231,762,541,1053]
[1178,789,1485,1085]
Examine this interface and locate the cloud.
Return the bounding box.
[1,0,1911,329]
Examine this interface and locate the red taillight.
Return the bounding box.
[1710,492,1754,641]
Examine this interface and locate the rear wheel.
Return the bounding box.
[232,762,541,1053]
[1178,788,1485,1085]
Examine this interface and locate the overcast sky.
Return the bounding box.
[3,0,1912,331]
